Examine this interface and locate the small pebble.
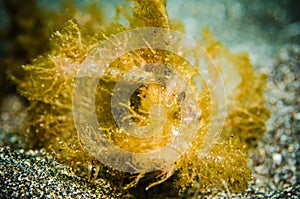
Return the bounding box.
[272,153,283,165]
[294,113,300,120]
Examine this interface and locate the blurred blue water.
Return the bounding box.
[0,0,299,66]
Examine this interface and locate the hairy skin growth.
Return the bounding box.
[16,0,270,196]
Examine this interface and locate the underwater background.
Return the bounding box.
[0,0,299,198]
